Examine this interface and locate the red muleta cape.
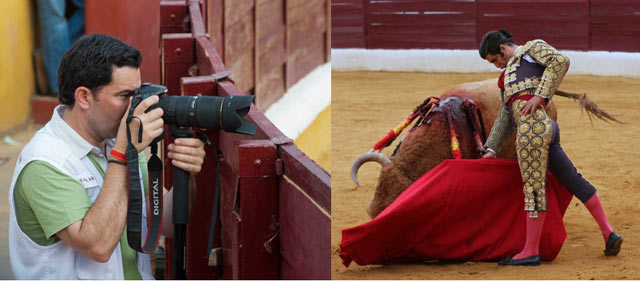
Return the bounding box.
[339,158,573,267]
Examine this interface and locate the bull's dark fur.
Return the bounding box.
[367,98,481,218]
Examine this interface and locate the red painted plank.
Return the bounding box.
[280,144,331,213]
[332,4,364,15]
[257,30,287,78]
[86,0,161,84]
[478,2,588,15]
[332,15,365,26]
[279,178,330,280]
[236,176,280,279]
[219,141,279,279]
[367,14,476,25]
[365,0,477,49]
[195,36,227,75]
[477,0,589,50]
[162,34,194,95]
[477,25,589,50]
[256,65,286,111]
[288,6,327,52]
[287,32,326,88]
[207,0,225,60]
[160,1,189,34]
[367,23,476,35]
[224,11,255,63]
[367,1,476,13]
[224,0,254,26]
[256,0,285,38]
[226,50,255,94]
[332,0,365,48]
[590,0,640,52]
[223,7,255,93]
[236,140,278,177]
[188,0,206,36]
[366,30,477,50]
[592,16,640,24]
[288,0,326,22]
[591,0,640,16]
[331,39,366,49]
[480,0,586,3]
[162,33,195,63]
[219,156,240,280]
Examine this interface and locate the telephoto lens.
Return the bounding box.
[158,95,256,135]
[135,83,257,135]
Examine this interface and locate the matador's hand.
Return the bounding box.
[483,151,497,158]
[519,96,545,116]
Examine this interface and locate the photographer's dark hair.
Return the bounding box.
[58,33,141,106]
[479,29,514,59]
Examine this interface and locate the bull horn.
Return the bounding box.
[351,152,391,187]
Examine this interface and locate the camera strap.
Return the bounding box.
[125,108,163,254]
[193,133,221,258]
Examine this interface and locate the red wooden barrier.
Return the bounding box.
[331,0,366,48]
[477,0,589,50]
[161,1,330,279]
[88,0,329,115]
[85,0,162,84]
[366,0,477,49]
[590,0,640,52]
[206,0,330,111]
[332,0,640,52]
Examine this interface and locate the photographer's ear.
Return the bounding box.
[74,86,94,110]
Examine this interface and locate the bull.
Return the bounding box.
[352,78,619,218]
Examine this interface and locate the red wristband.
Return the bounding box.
[110,148,126,162]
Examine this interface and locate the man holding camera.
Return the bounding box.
[8,34,205,279]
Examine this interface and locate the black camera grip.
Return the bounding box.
[172,166,190,225]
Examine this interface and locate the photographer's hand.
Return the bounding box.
[167,138,206,175]
[114,95,164,152]
[161,138,205,238]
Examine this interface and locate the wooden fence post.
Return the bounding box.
[220,140,280,279]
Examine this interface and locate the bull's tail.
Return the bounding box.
[555,90,623,124]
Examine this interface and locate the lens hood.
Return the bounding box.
[221,95,257,135]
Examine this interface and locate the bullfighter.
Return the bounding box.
[479,29,622,266]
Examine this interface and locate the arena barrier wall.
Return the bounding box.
[87,0,330,112]
[160,1,330,279]
[332,0,640,52]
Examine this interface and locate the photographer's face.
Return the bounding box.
[88,66,141,140]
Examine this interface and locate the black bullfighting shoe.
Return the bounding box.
[604,232,623,256]
[498,255,541,266]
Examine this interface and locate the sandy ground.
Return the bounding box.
[0,123,42,279]
[331,71,640,279]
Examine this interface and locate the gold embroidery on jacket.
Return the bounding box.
[484,101,514,153]
[503,40,569,100]
[512,99,553,218]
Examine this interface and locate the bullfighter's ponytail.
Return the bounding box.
[479,29,515,59]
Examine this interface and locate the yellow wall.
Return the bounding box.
[294,105,331,172]
[0,0,35,132]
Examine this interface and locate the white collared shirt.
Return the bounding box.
[8,105,153,279]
